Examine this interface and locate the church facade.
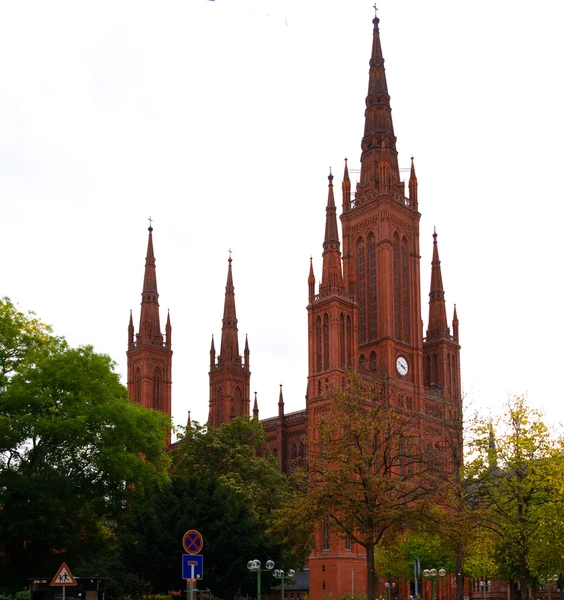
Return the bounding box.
[126,10,462,600]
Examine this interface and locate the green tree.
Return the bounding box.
[0,301,170,590]
[0,297,60,388]
[120,418,301,599]
[464,396,564,600]
[300,373,441,600]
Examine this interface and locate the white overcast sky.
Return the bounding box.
[2,1,563,437]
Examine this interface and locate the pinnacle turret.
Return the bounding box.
[426,230,450,341]
[319,172,344,294]
[342,158,351,212]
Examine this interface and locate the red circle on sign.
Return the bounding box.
[183,530,204,554]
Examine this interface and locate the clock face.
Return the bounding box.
[396,356,408,376]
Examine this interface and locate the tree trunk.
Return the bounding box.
[518,551,528,600]
[366,543,376,600]
[455,541,464,600]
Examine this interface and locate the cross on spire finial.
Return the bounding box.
[148,216,153,230]
[373,3,378,17]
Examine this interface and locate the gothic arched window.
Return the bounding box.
[323,313,329,371]
[346,315,352,367]
[358,237,366,343]
[425,356,431,387]
[340,313,345,369]
[393,232,401,338]
[432,354,439,385]
[370,351,377,371]
[153,367,162,411]
[134,367,141,404]
[401,236,409,342]
[316,316,322,372]
[368,233,377,340]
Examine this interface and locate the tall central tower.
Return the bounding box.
[340,8,424,389]
[306,9,461,600]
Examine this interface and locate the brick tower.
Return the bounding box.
[208,257,251,427]
[127,225,173,444]
[306,8,461,600]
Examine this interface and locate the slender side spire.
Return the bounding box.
[342,158,351,212]
[138,225,163,345]
[253,391,259,419]
[209,334,215,369]
[308,257,316,303]
[409,156,418,209]
[244,334,250,369]
[452,304,459,343]
[128,310,134,350]
[319,172,344,293]
[187,410,191,429]
[219,256,240,364]
[165,309,172,350]
[426,230,450,341]
[278,384,284,419]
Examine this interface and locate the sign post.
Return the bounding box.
[182,530,204,600]
[51,563,77,600]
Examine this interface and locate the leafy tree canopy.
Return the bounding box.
[0,299,171,591]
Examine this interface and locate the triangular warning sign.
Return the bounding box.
[51,563,77,586]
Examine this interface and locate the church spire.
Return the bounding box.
[342,158,351,212]
[278,384,285,419]
[409,156,418,209]
[138,225,163,345]
[426,230,450,341]
[219,255,240,364]
[308,257,316,303]
[356,6,401,202]
[253,391,259,419]
[319,172,344,293]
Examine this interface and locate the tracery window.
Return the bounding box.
[368,234,377,340]
[358,238,366,343]
[322,523,330,550]
[134,367,141,404]
[323,313,329,371]
[340,313,345,369]
[316,316,322,372]
[346,315,352,367]
[401,236,409,342]
[393,233,401,338]
[153,367,162,410]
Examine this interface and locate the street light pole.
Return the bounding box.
[247,559,275,600]
[423,568,446,600]
[274,566,296,600]
[479,579,490,600]
[540,575,559,600]
[385,581,396,600]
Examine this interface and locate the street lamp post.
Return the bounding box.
[273,568,296,600]
[540,575,559,600]
[423,568,446,600]
[385,581,396,600]
[247,559,274,600]
[479,579,490,600]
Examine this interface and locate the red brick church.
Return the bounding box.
[126,9,462,600]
